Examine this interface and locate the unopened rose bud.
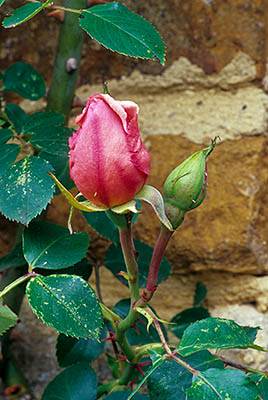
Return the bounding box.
[69,94,151,208]
[163,137,219,229]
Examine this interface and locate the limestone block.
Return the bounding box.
[75,53,268,144]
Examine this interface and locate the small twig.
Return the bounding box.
[218,355,265,375]
[0,272,38,298]
[148,311,172,355]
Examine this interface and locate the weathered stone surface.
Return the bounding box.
[136,135,268,275]
[73,52,268,144]
[1,0,267,81]
[2,0,268,391]
[89,268,268,317]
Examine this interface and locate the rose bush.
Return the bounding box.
[69,94,151,208]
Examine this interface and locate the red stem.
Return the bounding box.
[147,227,172,292]
[133,226,172,308]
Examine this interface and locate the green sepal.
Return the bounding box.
[48,172,108,212]
[135,185,173,231]
[111,199,138,214]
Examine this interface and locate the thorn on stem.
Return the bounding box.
[116,354,127,363]
[135,364,145,376]
[66,57,78,73]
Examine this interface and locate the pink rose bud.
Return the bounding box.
[69,94,151,208]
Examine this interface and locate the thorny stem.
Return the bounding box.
[133,342,163,361]
[115,219,140,362]
[96,380,120,398]
[118,363,136,386]
[0,272,38,299]
[46,0,86,120]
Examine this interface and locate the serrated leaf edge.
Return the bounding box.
[26,275,103,340]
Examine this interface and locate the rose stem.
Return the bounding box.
[46,0,86,121]
[115,217,140,362]
[135,225,173,308]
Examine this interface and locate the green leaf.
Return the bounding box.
[194,281,207,307]
[147,351,224,400]
[177,318,260,357]
[0,243,27,272]
[113,299,168,346]
[0,144,20,176]
[187,369,260,400]
[0,0,6,7]
[23,221,89,270]
[3,1,50,28]
[105,391,149,400]
[169,307,210,339]
[56,327,106,367]
[5,104,27,133]
[0,129,13,145]
[0,156,54,225]
[37,258,92,282]
[30,126,71,155]
[22,111,65,134]
[41,362,97,400]
[26,274,103,340]
[105,240,171,288]
[250,374,268,400]
[0,301,18,335]
[79,2,165,64]
[3,62,46,100]
[82,211,119,243]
